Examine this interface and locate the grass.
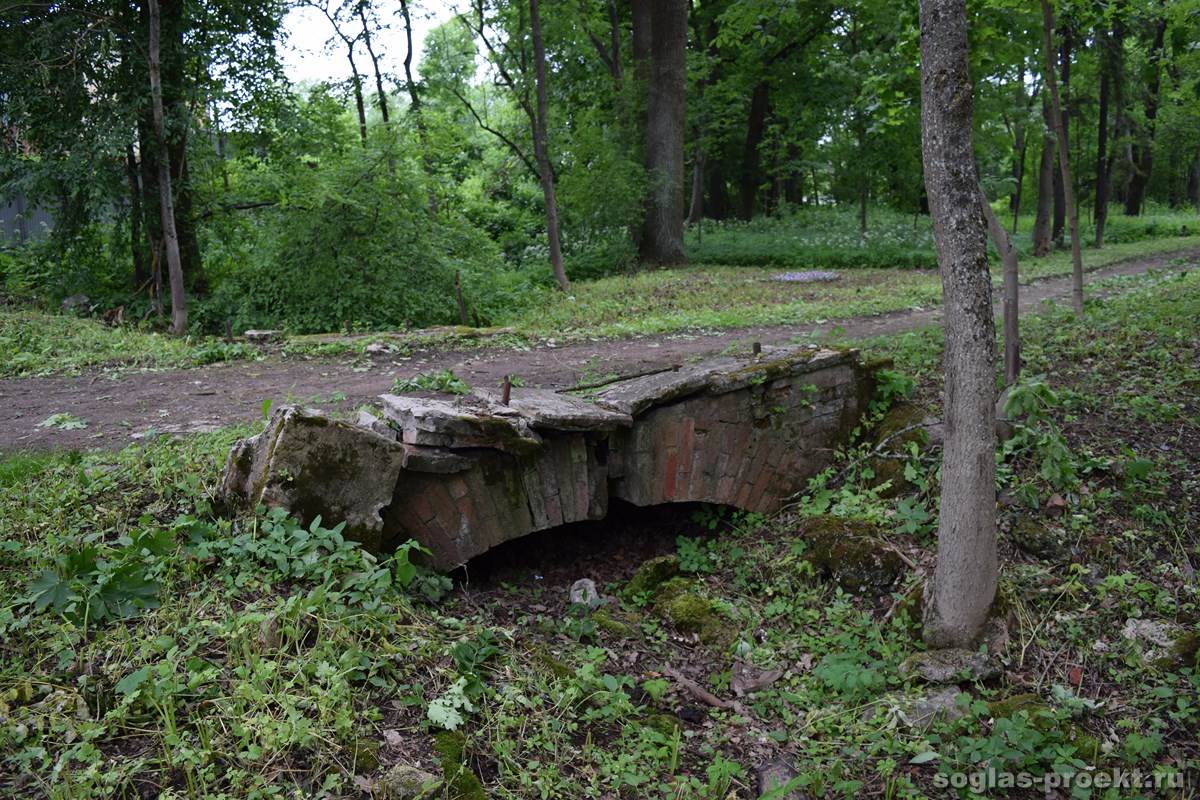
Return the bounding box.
[1,267,1197,797]
[0,309,260,378]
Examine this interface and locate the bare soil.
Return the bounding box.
[3,250,1195,452]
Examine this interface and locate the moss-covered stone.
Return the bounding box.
[1154,630,1200,670]
[625,555,680,598]
[377,764,440,799]
[591,609,638,639]
[987,693,1048,719]
[653,576,696,604]
[867,403,929,497]
[986,695,1102,760]
[640,712,681,737]
[800,515,905,595]
[433,731,486,800]
[1009,517,1069,562]
[351,737,382,774]
[532,648,573,679]
[659,592,735,646]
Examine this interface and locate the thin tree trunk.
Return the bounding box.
[529,0,569,292]
[1123,17,1167,217]
[348,50,368,145]
[399,0,420,113]
[981,188,1020,385]
[1094,43,1110,247]
[149,0,187,335]
[687,149,705,224]
[1051,28,1070,246]
[125,145,147,290]
[1032,106,1054,257]
[918,0,997,650]
[358,4,390,124]
[1040,0,1084,314]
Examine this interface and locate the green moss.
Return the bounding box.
[801,515,905,595]
[1009,517,1069,562]
[532,648,573,679]
[591,609,638,639]
[986,695,1103,761]
[653,576,695,604]
[640,713,681,737]
[1154,630,1200,670]
[352,737,382,774]
[867,403,928,497]
[986,693,1048,719]
[625,555,680,598]
[659,592,735,646]
[433,731,486,800]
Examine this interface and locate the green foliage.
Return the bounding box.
[392,369,472,395]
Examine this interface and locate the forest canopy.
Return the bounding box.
[2,0,1199,334]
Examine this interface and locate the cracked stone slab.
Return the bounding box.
[472,387,632,431]
[379,393,542,453]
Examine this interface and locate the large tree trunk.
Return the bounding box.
[635,0,688,264]
[1123,17,1167,217]
[1031,104,1055,257]
[737,82,769,221]
[529,0,569,291]
[1041,0,1084,314]
[149,0,187,335]
[918,0,997,650]
[982,189,1020,386]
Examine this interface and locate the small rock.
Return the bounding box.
[871,686,968,730]
[900,649,1001,684]
[244,329,281,342]
[731,661,784,697]
[1043,493,1069,518]
[569,578,603,609]
[366,342,391,355]
[1010,516,1070,562]
[60,293,91,314]
[755,758,810,799]
[376,763,440,799]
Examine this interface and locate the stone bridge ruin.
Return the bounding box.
[221,345,876,570]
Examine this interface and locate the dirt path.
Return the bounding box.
[3,249,1196,452]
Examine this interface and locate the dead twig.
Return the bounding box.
[662,665,746,716]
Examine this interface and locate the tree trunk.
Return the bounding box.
[687,149,705,224]
[981,188,1020,386]
[737,82,769,221]
[1031,106,1054,257]
[125,145,147,290]
[706,162,731,220]
[529,0,569,291]
[358,4,390,124]
[1123,17,1167,217]
[1050,28,1070,246]
[636,0,688,264]
[918,0,997,650]
[1041,0,1084,314]
[149,0,187,335]
[1094,40,1110,247]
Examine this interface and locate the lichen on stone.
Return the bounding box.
[800,515,905,595]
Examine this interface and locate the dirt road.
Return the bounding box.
[3,249,1195,451]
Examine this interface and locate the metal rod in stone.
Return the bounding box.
[501,375,512,405]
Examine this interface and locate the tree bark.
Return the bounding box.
[981,188,1020,386]
[1050,28,1070,246]
[687,149,705,224]
[398,0,420,113]
[918,0,997,650]
[737,82,769,221]
[529,0,570,291]
[1094,37,1110,247]
[1123,17,1167,216]
[1040,0,1084,314]
[125,145,147,290]
[1031,103,1054,257]
[635,0,688,264]
[357,3,390,124]
[149,0,187,335]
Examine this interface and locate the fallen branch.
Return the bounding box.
[558,365,678,394]
[662,665,746,716]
